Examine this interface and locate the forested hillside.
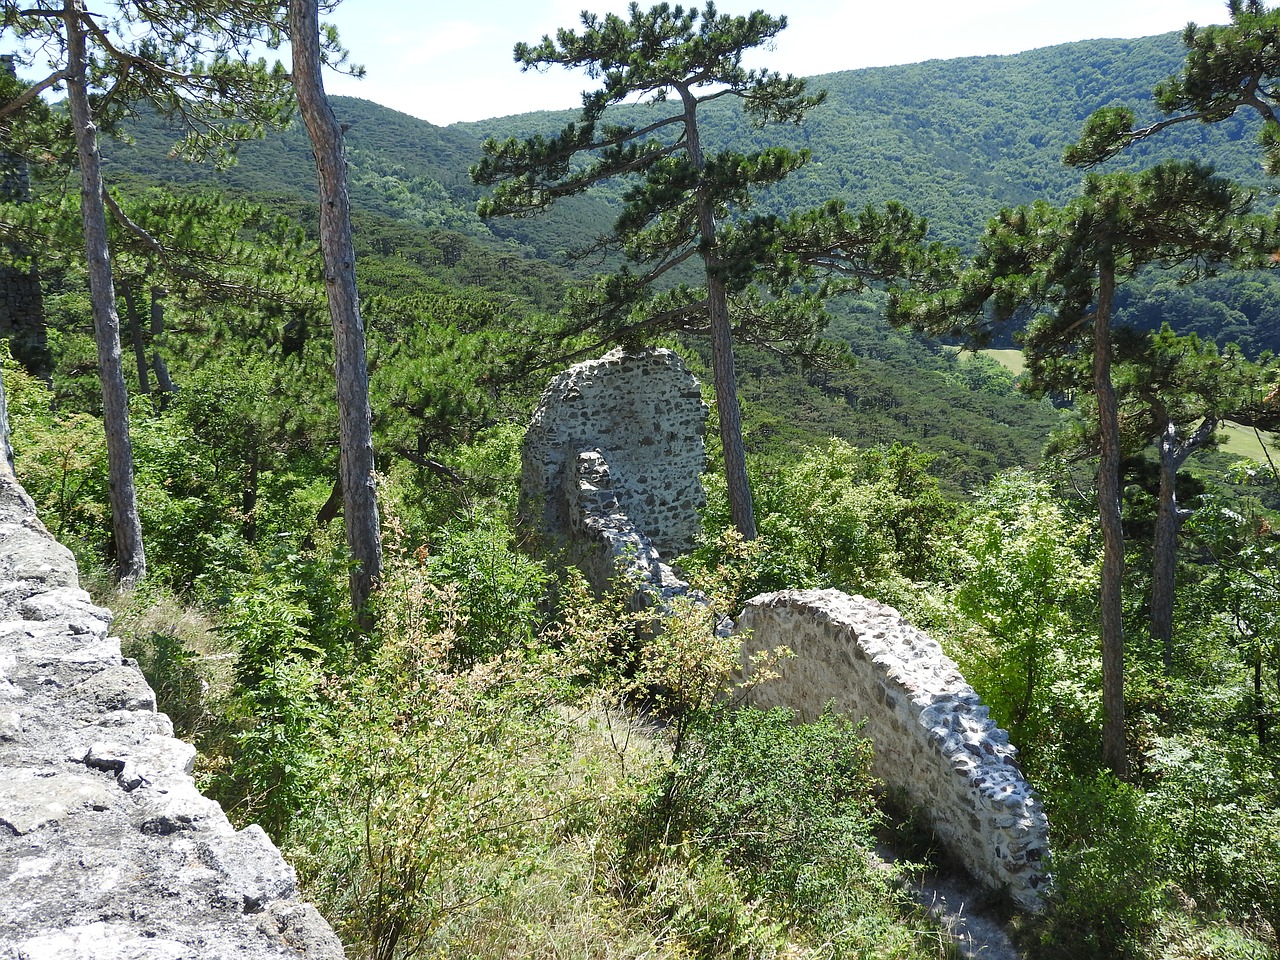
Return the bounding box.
[105,31,1263,254]
[107,29,1280,363]
[467,32,1266,249]
[6,9,1280,960]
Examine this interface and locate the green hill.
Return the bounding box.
[94,29,1278,487]
[106,32,1266,254]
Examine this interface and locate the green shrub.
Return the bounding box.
[424,514,550,666]
[291,561,576,960]
[648,706,880,916]
[121,619,209,739]
[1143,736,1280,935]
[616,705,948,958]
[1033,773,1166,960]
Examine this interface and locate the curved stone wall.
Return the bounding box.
[737,589,1051,908]
[0,474,344,958]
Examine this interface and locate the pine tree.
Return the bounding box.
[0,0,292,582]
[472,2,827,540]
[1067,0,1280,172]
[288,0,382,625]
[893,161,1253,778]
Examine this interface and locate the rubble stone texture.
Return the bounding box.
[0,473,345,958]
[737,589,1051,908]
[564,449,696,610]
[521,347,708,559]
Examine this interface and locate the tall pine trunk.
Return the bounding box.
[682,87,756,540]
[289,0,382,623]
[149,286,176,402]
[1094,254,1127,780]
[64,0,145,584]
[121,283,151,397]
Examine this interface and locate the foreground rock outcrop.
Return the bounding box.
[0,473,344,958]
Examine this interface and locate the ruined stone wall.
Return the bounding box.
[0,471,344,957]
[564,448,719,621]
[737,589,1051,908]
[522,348,707,559]
[528,350,1050,909]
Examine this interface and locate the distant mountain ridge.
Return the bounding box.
[106,30,1266,257]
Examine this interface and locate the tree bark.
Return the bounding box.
[1095,254,1128,780]
[120,282,151,397]
[289,0,382,623]
[64,0,145,584]
[681,86,756,540]
[149,286,177,402]
[1151,417,1216,669]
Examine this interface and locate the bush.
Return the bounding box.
[290,561,576,960]
[1033,773,1166,960]
[424,514,550,666]
[619,705,946,957]
[1143,736,1280,935]
[117,594,217,740]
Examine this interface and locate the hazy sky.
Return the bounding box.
[319,0,1232,126]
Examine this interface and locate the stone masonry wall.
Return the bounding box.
[737,589,1051,908]
[527,351,1050,909]
[0,471,345,958]
[565,449,698,610]
[521,348,707,559]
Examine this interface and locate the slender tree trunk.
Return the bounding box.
[1151,417,1216,670]
[1255,649,1267,747]
[242,444,258,543]
[64,0,145,584]
[680,87,756,540]
[706,275,756,540]
[149,286,177,402]
[120,282,151,397]
[1095,255,1127,780]
[289,0,382,623]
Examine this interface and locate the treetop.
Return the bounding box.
[1067,0,1280,171]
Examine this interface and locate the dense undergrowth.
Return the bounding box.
[6,307,1280,959]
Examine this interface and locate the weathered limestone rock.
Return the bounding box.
[737,589,1051,908]
[0,471,345,959]
[521,347,707,559]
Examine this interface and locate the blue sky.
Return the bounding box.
[320,0,1232,126]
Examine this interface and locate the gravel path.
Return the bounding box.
[875,843,1025,960]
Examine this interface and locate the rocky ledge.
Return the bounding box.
[0,474,344,959]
